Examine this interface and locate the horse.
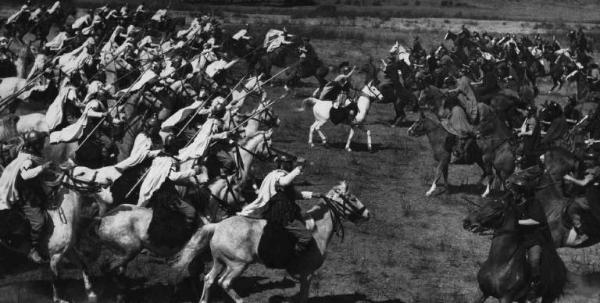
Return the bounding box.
[365,55,417,126]
[474,105,516,197]
[566,68,600,104]
[463,197,567,303]
[91,130,275,301]
[407,111,486,196]
[0,166,110,303]
[302,81,383,152]
[171,181,369,303]
[256,41,328,90]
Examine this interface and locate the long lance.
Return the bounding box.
[184,92,285,149]
[176,60,293,139]
[175,74,248,137]
[73,70,148,152]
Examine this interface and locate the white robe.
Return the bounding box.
[46,79,77,131]
[177,118,217,161]
[49,100,102,144]
[238,169,287,218]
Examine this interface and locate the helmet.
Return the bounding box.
[24,131,46,145]
[443,76,456,87]
[144,114,160,129]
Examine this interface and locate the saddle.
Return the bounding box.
[329,102,358,125]
[258,222,298,269]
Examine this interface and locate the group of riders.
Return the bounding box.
[0,1,598,301]
[406,25,600,300]
[0,1,332,267]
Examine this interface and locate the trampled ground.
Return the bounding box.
[1,4,600,303]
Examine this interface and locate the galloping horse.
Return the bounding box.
[463,197,567,303]
[91,130,275,301]
[0,167,109,303]
[408,111,486,196]
[302,81,383,152]
[171,181,369,303]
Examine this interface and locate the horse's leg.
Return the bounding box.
[478,157,492,198]
[366,129,372,152]
[50,253,68,303]
[70,248,98,302]
[315,121,327,145]
[345,126,355,152]
[200,259,225,303]
[218,262,248,303]
[295,274,312,303]
[426,161,443,196]
[308,121,317,147]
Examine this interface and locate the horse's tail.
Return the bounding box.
[170,223,216,273]
[301,97,318,112]
[538,239,567,301]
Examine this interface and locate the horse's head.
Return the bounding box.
[244,128,276,162]
[539,100,563,123]
[325,181,370,223]
[362,80,383,102]
[407,111,433,137]
[255,104,280,128]
[463,198,509,234]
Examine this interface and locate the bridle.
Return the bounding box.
[322,193,368,240]
[235,132,276,162]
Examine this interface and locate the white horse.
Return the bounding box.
[90,130,275,301]
[171,181,369,303]
[302,81,383,152]
[1,168,109,303]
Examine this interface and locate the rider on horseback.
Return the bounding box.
[516,105,540,169]
[239,155,324,256]
[564,152,600,245]
[0,131,52,263]
[0,37,15,63]
[507,174,547,297]
[317,62,355,109]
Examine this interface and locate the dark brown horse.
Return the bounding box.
[474,105,516,197]
[408,111,486,196]
[463,197,567,303]
[256,41,329,90]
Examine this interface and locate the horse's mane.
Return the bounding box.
[0,114,19,142]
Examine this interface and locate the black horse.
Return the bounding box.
[464,197,567,303]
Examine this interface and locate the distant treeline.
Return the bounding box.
[183,0,315,5]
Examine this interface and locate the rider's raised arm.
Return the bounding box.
[20,160,45,180]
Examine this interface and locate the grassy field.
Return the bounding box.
[1,42,600,303]
[1,2,600,303]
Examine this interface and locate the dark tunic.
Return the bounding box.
[263,186,303,226]
[518,197,548,248]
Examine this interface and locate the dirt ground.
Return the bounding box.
[1,4,600,303]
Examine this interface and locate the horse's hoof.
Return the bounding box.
[53,299,70,303]
[309,143,315,148]
[345,147,352,152]
[87,293,98,303]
